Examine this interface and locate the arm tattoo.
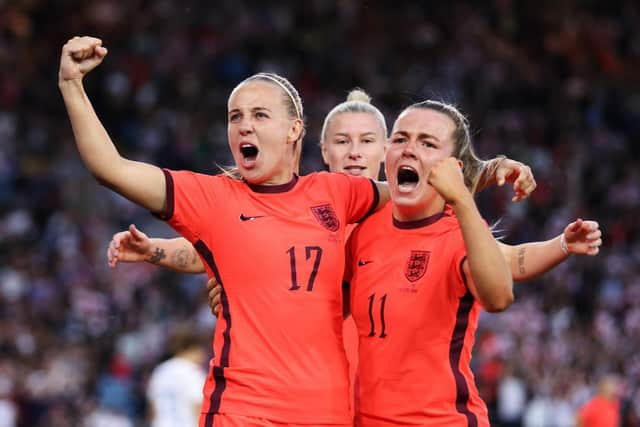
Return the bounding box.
[518,247,526,275]
[149,247,167,264]
[171,248,190,269]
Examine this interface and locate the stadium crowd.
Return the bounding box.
[0,0,639,425]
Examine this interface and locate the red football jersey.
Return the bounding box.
[158,171,378,425]
[345,203,489,426]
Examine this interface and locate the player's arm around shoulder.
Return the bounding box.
[430,158,513,312]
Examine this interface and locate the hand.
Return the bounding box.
[206,277,222,316]
[495,158,536,202]
[59,36,108,84]
[428,157,470,205]
[564,219,602,256]
[107,224,152,268]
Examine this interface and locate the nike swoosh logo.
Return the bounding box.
[358,260,373,267]
[240,214,266,221]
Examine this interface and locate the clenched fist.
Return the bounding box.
[59,36,108,84]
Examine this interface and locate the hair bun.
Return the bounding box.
[346,88,371,103]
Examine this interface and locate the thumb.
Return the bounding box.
[496,167,506,186]
[129,224,145,241]
[568,218,583,233]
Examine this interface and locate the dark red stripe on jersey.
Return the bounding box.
[246,174,299,193]
[154,169,175,221]
[194,240,231,424]
[357,179,380,223]
[392,210,446,229]
[448,288,478,427]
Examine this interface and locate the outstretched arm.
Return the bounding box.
[477,156,536,202]
[107,225,206,274]
[59,36,166,212]
[430,158,513,312]
[499,219,601,282]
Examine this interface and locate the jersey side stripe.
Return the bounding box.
[194,240,231,425]
[448,257,478,427]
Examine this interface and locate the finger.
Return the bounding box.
[587,230,602,241]
[582,220,599,231]
[206,277,218,291]
[589,238,602,248]
[587,246,600,256]
[70,38,103,60]
[94,46,108,58]
[213,305,220,316]
[568,219,583,233]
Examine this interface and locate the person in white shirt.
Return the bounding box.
[146,326,207,427]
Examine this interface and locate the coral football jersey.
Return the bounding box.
[345,203,489,427]
[158,170,378,425]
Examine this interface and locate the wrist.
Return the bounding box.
[560,233,570,256]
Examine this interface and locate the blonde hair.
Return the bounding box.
[223,73,306,178]
[320,88,387,145]
[401,100,486,193]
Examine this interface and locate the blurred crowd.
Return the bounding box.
[1,0,639,425]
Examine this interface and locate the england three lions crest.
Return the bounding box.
[405,251,430,282]
[311,204,340,232]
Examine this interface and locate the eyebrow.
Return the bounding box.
[392,130,440,141]
[333,132,377,138]
[228,107,272,115]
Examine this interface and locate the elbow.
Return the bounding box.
[483,284,514,313]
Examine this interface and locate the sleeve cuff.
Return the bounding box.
[152,169,175,221]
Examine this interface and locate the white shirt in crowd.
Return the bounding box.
[147,356,207,427]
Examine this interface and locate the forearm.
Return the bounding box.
[59,80,165,212]
[454,195,513,311]
[474,156,503,192]
[505,236,568,282]
[146,238,205,274]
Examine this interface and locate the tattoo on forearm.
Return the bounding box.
[149,247,167,264]
[171,248,189,268]
[518,247,526,275]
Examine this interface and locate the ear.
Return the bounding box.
[320,142,329,166]
[287,119,304,144]
[457,158,464,170]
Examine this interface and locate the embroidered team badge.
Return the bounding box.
[405,251,430,282]
[310,204,340,232]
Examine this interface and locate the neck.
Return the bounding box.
[392,196,445,222]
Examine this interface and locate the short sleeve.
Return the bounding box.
[333,173,379,224]
[154,169,218,244]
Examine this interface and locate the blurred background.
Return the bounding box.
[1,0,639,425]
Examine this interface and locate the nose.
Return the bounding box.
[401,141,417,159]
[238,117,254,136]
[348,142,362,160]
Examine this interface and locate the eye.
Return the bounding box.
[391,137,406,144]
[334,139,348,145]
[363,138,375,144]
[421,140,436,148]
[229,112,241,122]
[255,111,269,119]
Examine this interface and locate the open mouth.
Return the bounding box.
[397,166,419,192]
[240,143,259,160]
[343,165,366,176]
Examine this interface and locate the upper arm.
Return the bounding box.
[461,258,478,299]
[103,158,167,213]
[338,174,381,223]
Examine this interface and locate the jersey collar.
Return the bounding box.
[245,174,299,193]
